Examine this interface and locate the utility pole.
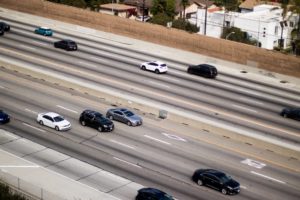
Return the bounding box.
[204,1,207,35]
[142,0,145,22]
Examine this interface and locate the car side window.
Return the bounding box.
[43,115,53,122]
[114,111,123,115]
[86,113,93,119]
[151,63,158,66]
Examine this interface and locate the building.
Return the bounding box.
[99,3,136,18]
[188,4,298,50]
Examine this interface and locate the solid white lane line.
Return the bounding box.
[22,123,46,132]
[79,61,96,68]
[251,171,286,184]
[110,140,136,149]
[164,77,180,82]
[162,132,187,142]
[20,45,36,50]
[0,165,40,168]
[56,105,78,113]
[233,104,257,113]
[113,157,141,168]
[25,108,38,114]
[239,97,264,105]
[144,135,171,145]
[148,81,170,88]
[33,41,47,46]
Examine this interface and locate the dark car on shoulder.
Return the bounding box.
[187,64,218,78]
[0,22,10,32]
[192,169,240,195]
[136,188,174,200]
[54,39,77,51]
[280,107,300,121]
[0,110,10,124]
[79,110,114,132]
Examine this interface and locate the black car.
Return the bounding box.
[192,169,240,195]
[54,39,77,51]
[0,22,10,32]
[136,188,174,200]
[187,64,218,78]
[280,107,300,121]
[0,110,10,124]
[79,110,114,132]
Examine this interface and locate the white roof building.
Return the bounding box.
[188,4,298,50]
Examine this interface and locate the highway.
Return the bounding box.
[0,12,300,200]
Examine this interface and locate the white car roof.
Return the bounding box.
[43,112,61,118]
[151,61,165,65]
[40,27,50,29]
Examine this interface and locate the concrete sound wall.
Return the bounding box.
[0,0,300,78]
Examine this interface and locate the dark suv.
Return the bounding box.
[0,110,10,124]
[0,22,10,36]
[54,39,77,51]
[187,64,218,78]
[136,188,174,200]
[192,169,240,195]
[280,107,300,121]
[79,110,114,132]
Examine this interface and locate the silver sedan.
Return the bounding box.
[106,108,142,126]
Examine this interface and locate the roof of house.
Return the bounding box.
[124,0,215,12]
[100,3,136,11]
[239,0,260,10]
[239,0,281,10]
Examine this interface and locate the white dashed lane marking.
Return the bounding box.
[110,140,136,150]
[241,159,266,169]
[251,171,286,184]
[113,157,141,168]
[162,132,187,142]
[144,135,171,145]
[233,104,257,113]
[25,108,38,114]
[56,105,78,113]
[22,123,45,132]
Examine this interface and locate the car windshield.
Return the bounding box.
[124,111,134,117]
[53,116,64,122]
[219,174,232,183]
[69,42,76,45]
[160,64,166,67]
[94,113,102,118]
[160,194,174,200]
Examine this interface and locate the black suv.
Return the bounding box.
[0,110,10,124]
[54,39,77,51]
[0,22,10,34]
[192,169,240,195]
[187,64,218,78]
[136,188,174,200]
[280,107,300,121]
[79,110,114,132]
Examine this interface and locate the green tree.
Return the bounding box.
[180,0,189,19]
[60,0,86,8]
[151,0,176,18]
[214,0,239,11]
[150,13,173,26]
[172,18,199,33]
[221,27,256,45]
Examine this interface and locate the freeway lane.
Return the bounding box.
[0,68,300,200]
[0,31,300,146]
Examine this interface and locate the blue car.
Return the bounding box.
[34,27,53,36]
[0,110,10,124]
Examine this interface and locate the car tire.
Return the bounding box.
[283,113,288,118]
[197,179,203,186]
[39,120,44,125]
[55,126,59,131]
[127,121,132,126]
[108,115,114,120]
[81,120,86,126]
[155,69,159,74]
[221,188,227,195]
[98,126,103,132]
[141,66,146,70]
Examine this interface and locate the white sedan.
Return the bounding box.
[37,112,71,131]
[140,61,168,74]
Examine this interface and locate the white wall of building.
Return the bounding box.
[189,4,296,50]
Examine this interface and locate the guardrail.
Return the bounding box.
[0,170,65,200]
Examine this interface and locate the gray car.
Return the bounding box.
[106,108,142,126]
